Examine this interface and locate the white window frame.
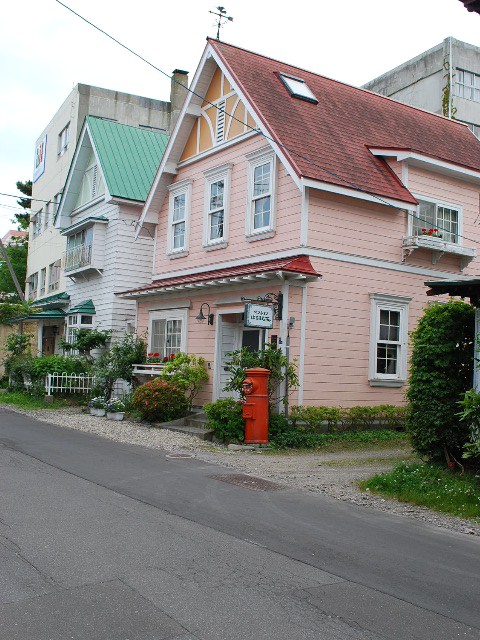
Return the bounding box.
[148,308,187,358]
[65,314,94,348]
[48,260,61,292]
[369,293,411,387]
[409,194,463,245]
[167,179,192,257]
[39,268,47,297]
[58,122,70,157]
[203,163,232,249]
[28,272,39,300]
[456,68,480,103]
[245,148,277,239]
[279,73,319,104]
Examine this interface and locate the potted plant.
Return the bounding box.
[88,396,107,417]
[106,397,126,421]
[421,228,443,239]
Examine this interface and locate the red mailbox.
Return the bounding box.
[242,367,270,444]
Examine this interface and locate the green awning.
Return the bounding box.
[21,309,66,321]
[67,299,96,315]
[33,291,70,309]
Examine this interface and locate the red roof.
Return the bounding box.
[120,255,320,296]
[209,39,480,205]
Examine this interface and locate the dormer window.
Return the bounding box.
[279,74,318,104]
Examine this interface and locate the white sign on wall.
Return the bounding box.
[244,303,274,329]
[33,134,47,183]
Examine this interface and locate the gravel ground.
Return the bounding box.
[4,405,479,537]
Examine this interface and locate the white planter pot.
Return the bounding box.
[106,412,125,421]
[90,408,106,417]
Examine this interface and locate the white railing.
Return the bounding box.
[45,372,95,396]
[64,243,92,272]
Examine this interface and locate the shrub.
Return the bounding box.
[458,389,480,462]
[290,406,342,432]
[407,300,474,461]
[29,355,89,378]
[204,397,245,443]
[132,379,189,423]
[61,328,112,359]
[91,333,147,398]
[289,405,406,433]
[158,353,209,409]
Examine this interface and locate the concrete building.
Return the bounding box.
[363,37,480,138]
[25,74,187,355]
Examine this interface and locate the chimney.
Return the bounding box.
[170,69,189,130]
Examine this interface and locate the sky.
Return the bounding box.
[0,0,479,238]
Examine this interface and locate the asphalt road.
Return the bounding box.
[0,406,479,640]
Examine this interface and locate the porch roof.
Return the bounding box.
[425,278,480,307]
[67,299,96,315]
[119,255,320,299]
[32,291,70,309]
[22,309,66,321]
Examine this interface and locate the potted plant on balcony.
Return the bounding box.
[106,397,126,421]
[88,396,107,417]
[421,228,443,239]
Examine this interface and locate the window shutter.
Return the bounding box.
[216,100,226,143]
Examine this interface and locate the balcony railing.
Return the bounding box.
[402,235,476,270]
[64,243,92,272]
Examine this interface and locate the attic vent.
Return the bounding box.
[216,100,226,143]
[92,165,98,197]
[279,74,318,104]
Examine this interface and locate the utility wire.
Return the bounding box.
[56,0,480,249]
[0,191,50,204]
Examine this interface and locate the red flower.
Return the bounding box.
[153,352,160,357]
[170,353,175,359]
[163,356,169,362]
[147,353,153,357]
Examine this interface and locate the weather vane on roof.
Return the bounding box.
[209,6,233,40]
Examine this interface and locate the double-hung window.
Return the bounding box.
[65,314,94,349]
[246,148,276,238]
[149,309,187,358]
[412,198,461,244]
[58,123,70,156]
[168,180,192,256]
[456,69,480,103]
[28,272,38,300]
[369,294,411,386]
[204,164,232,248]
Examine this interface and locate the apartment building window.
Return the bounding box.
[28,272,38,300]
[369,294,410,386]
[204,164,232,247]
[39,268,47,297]
[31,210,42,239]
[65,228,93,271]
[149,310,187,359]
[48,260,61,292]
[456,69,480,102]
[58,123,70,156]
[412,198,461,244]
[167,180,192,256]
[246,149,276,238]
[44,202,52,229]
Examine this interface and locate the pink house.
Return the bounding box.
[121,39,480,407]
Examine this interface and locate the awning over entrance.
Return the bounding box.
[425,278,480,307]
[119,255,321,299]
[67,299,96,315]
[32,291,70,310]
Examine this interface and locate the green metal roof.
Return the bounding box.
[86,116,169,202]
[33,291,70,308]
[67,299,96,315]
[22,309,66,321]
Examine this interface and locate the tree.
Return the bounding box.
[406,299,475,462]
[0,237,28,302]
[14,180,32,230]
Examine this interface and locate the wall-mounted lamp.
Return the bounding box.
[195,302,214,325]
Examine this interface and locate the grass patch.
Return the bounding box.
[321,453,417,468]
[269,428,408,451]
[360,462,480,521]
[0,391,85,411]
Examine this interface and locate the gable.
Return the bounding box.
[180,67,257,162]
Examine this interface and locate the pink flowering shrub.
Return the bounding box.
[132,379,189,422]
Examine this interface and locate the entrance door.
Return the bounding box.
[218,320,241,398]
[42,326,57,356]
[241,328,262,352]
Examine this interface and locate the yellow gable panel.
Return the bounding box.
[199,112,214,153]
[203,67,223,106]
[180,119,199,162]
[226,98,245,140]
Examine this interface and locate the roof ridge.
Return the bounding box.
[86,115,169,137]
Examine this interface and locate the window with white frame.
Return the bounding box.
[167,180,192,255]
[65,227,93,271]
[279,74,319,104]
[48,260,61,292]
[369,294,411,386]
[246,149,276,237]
[149,310,187,358]
[28,272,38,300]
[204,164,232,247]
[65,314,94,346]
[75,150,105,210]
[44,201,51,229]
[456,69,480,103]
[412,198,461,244]
[39,268,47,297]
[58,123,70,156]
[31,213,40,239]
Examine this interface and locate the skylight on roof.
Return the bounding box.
[279,74,318,104]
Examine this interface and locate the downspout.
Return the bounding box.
[448,37,453,119]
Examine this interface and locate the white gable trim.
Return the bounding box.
[55,121,110,229]
[301,177,417,211]
[369,148,480,184]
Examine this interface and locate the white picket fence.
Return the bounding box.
[45,373,96,396]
